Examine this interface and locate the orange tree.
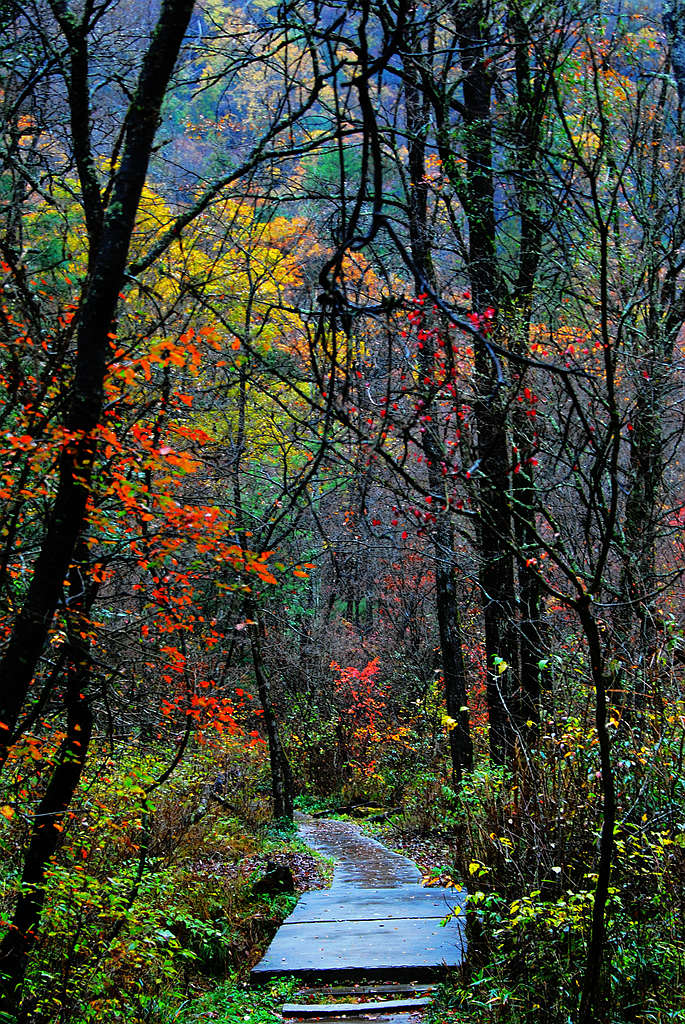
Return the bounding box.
[0,0,334,1012]
[0,1,201,1008]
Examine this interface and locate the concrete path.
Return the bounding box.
[250,815,466,984]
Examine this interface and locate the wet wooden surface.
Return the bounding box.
[250,817,466,983]
[285,885,463,923]
[282,996,433,1017]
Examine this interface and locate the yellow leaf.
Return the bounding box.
[1,805,14,820]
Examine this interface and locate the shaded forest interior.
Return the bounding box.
[0,0,684,1021]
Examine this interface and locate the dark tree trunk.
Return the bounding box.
[507,4,548,742]
[232,364,294,820]
[511,377,545,742]
[473,411,521,766]
[247,607,294,820]
[456,0,520,763]
[576,598,616,1023]
[615,24,685,713]
[511,454,543,737]
[404,35,473,782]
[663,0,685,103]
[436,531,473,784]
[619,355,662,706]
[0,579,95,1017]
[0,0,196,760]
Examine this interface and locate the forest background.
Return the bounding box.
[0,0,684,1021]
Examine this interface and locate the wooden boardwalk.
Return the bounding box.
[250,818,466,985]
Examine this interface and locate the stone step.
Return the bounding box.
[283,998,432,1019]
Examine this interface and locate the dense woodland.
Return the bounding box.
[0,0,684,1020]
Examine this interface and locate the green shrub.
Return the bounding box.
[0,740,300,1022]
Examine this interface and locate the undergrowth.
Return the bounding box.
[169,977,295,1024]
[2,644,683,1024]
[0,739,319,1023]
[395,684,685,1024]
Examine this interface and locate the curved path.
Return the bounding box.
[297,815,421,888]
[251,815,466,984]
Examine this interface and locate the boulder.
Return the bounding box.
[252,860,295,896]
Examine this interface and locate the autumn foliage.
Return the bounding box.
[0,1,684,1022]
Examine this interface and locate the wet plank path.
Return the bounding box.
[250,816,466,984]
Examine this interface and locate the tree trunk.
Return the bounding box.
[0,596,95,1017]
[511,410,544,740]
[436,529,473,784]
[663,0,685,103]
[404,39,473,782]
[232,363,294,820]
[247,606,294,820]
[619,357,661,708]
[455,0,521,764]
[507,3,547,742]
[0,0,196,760]
[577,598,617,1023]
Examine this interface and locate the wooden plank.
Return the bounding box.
[285,886,464,924]
[284,1014,426,1024]
[282,998,432,1018]
[251,819,467,987]
[293,985,435,999]
[250,916,465,981]
[253,964,451,986]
